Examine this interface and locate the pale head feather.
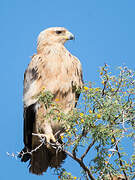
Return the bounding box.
[37,27,74,53]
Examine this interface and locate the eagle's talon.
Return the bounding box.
[43,134,56,149]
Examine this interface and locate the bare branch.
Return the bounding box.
[72,130,85,157]
[19,133,64,160]
[114,137,128,180]
[65,150,96,180]
[81,139,96,160]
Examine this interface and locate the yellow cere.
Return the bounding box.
[111,138,115,143]
[74,177,77,180]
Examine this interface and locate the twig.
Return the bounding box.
[7,136,46,159]
[101,64,109,96]
[72,131,84,157]
[81,139,95,160]
[99,134,125,179]
[19,133,64,159]
[113,75,123,95]
[113,135,128,180]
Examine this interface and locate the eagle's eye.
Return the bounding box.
[56,30,62,35]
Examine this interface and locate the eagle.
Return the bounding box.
[19,27,83,175]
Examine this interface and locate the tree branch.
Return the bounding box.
[72,128,86,157]
[65,150,96,180]
[113,135,128,180]
[81,139,95,160]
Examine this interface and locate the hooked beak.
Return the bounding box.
[66,31,75,40]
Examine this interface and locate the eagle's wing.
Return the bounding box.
[72,55,83,107]
[23,54,42,107]
[23,54,42,153]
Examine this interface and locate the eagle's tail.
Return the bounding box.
[19,144,66,175]
[29,144,50,175]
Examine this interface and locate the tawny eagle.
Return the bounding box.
[19,27,83,175]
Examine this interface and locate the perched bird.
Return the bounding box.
[19,27,83,175]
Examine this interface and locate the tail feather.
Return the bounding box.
[49,151,66,168]
[29,145,50,175]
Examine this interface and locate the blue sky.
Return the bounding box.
[1,0,135,179]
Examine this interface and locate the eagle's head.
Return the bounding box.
[37,27,74,52]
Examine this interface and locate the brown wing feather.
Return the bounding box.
[20,55,41,161]
[72,56,83,107]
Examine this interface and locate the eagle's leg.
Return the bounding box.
[42,122,56,149]
[35,104,56,149]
